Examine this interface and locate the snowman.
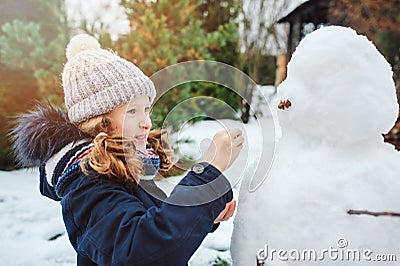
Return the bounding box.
[231,26,400,265]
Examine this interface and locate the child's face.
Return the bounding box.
[109,95,152,152]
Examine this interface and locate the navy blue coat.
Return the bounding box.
[40,158,232,266]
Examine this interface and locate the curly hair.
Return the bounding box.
[78,115,174,187]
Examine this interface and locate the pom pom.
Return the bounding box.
[66,34,101,61]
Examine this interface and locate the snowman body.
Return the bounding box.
[231,26,400,265]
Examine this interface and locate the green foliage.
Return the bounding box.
[0,64,38,170]
[0,0,69,169]
[0,0,68,104]
[197,0,241,65]
[117,0,241,131]
[376,30,400,93]
[1,21,47,71]
[0,113,14,170]
[0,20,66,104]
[119,0,226,74]
[0,0,69,41]
[190,82,240,120]
[151,82,239,131]
[241,54,276,85]
[78,18,114,48]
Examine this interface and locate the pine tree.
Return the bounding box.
[196,0,241,65]
[0,0,69,169]
[0,0,69,105]
[117,0,240,130]
[0,19,67,104]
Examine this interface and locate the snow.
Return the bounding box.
[0,169,76,266]
[231,26,400,266]
[278,26,398,145]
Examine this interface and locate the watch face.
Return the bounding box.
[192,163,205,174]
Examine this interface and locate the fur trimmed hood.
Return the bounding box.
[10,103,161,201]
[10,103,92,168]
[10,103,93,201]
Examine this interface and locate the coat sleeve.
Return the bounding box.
[62,164,233,266]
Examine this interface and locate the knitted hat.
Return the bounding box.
[62,34,156,124]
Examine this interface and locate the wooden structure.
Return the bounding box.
[278,0,331,62]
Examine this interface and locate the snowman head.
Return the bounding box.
[277,26,398,145]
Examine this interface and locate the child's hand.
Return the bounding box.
[214,200,237,224]
[203,128,244,173]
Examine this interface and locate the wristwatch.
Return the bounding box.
[191,162,207,174]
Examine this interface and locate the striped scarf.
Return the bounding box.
[136,148,160,180]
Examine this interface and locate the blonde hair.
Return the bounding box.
[78,115,174,187]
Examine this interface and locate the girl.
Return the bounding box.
[11,34,244,265]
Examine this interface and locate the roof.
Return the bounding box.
[278,0,330,23]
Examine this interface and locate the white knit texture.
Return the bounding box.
[62,34,156,123]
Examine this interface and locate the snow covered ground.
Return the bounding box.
[0,169,76,266]
[0,109,276,265]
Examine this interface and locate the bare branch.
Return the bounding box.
[347,209,400,217]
